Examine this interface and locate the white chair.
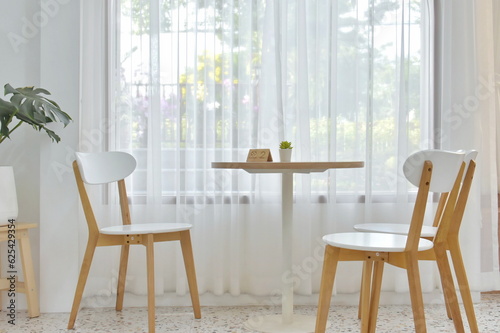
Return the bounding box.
[354,150,478,332]
[315,150,465,333]
[68,152,201,333]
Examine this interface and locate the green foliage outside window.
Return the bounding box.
[117,0,425,192]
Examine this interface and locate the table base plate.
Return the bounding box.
[244,314,325,333]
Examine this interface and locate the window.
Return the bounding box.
[111,0,430,201]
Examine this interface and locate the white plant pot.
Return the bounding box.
[0,166,18,226]
[279,149,292,162]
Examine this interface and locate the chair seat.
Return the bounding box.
[353,223,437,238]
[323,232,434,252]
[100,223,192,235]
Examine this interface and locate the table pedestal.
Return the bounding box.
[244,314,316,333]
[244,173,322,333]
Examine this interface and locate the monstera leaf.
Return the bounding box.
[0,84,72,143]
[0,99,18,139]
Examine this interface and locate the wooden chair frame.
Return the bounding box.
[417,159,478,332]
[444,159,478,332]
[357,158,478,332]
[316,153,467,333]
[68,159,201,333]
[316,160,434,333]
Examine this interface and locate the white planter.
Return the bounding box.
[0,166,18,226]
[279,149,292,162]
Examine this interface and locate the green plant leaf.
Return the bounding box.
[279,141,293,149]
[3,83,18,95]
[0,98,17,116]
[41,126,61,143]
[0,98,18,138]
[6,84,72,127]
[1,84,72,143]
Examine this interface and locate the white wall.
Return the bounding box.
[0,0,42,311]
[39,0,81,312]
[0,0,81,312]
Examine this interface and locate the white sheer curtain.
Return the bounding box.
[77,0,497,308]
[434,0,499,290]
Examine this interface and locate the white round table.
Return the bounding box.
[212,161,364,333]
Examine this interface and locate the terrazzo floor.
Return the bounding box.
[1,293,499,333]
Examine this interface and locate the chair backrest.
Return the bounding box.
[403,150,465,192]
[73,151,136,235]
[442,150,478,240]
[463,150,478,169]
[428,150,479,229]
[75,152,137,185]
[403,150,465,251]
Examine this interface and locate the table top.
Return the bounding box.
[211,161,364,174]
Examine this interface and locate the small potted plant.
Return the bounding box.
[279,140,293,162]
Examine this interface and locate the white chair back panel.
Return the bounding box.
[403,150,464,192]
[75,152,137,184]
[464,150,478,164]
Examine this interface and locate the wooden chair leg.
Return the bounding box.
[145,234,156,333]
[116,244,130,311]
[367,261,384,333]
[434,246,464,333]
[315,246,340,333]
[358,262,369,320]
[360,261,373,332]
[449,239,479,333]
[427,240,452,320]
[18,231,40,318]
[180,230,201,319]
[144,234,156,333]
[405,252,427,333]
[443,288,453,319]
[68,237,98,329]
